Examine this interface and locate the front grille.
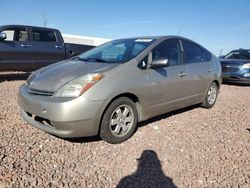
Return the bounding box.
[222,66,239,73]
[28,88,54,96]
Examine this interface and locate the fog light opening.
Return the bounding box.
[26,112,32,117]
[34,116,54,127]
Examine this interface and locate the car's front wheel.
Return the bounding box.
[202,82,218,108]
[100,97,138,144]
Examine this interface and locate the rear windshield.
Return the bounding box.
[224,50,250,60]
[78,38,156,63]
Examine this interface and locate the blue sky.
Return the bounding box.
[1,0,250,55]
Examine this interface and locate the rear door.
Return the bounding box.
[0,26,34,71]
[29,28,65,69]
[146,38,187,116]
[181,39,213,105]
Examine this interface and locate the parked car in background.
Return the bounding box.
[18,36,221,144]
[0,25,94,71]
[220,49,250,84]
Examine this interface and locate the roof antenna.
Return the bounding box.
[192,35,197,40]
[43,10,48,27]
[177,26,183,35]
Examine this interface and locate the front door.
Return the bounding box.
[0,26,34,71]
[146,39,187,117]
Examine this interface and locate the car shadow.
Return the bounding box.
[64,104,201,144]
[0,72,31,82]
[116,150,177,188]
[63,135,102,143]
[222,81,250,87]
[138,104,200,128]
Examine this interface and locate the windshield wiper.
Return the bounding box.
[72,57,115,63]
[85,58,111,63]
[242,54,250,59]
[71,56,88,61]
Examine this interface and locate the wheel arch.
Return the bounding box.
[213,79,221,89]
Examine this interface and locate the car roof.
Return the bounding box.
[118,35,193,41]
[115,35,212,53]
[232,48,250,52]
[0,25,58,31]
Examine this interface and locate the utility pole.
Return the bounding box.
[43,11,48,27]
[219,49,223,56]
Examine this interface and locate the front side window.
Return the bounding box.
[0,27,28,42]
[78,38,156,63]
[32,29,57,42]
[152,39,181,66]
[182,40,205,63]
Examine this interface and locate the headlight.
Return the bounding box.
[242,63,250,69]
[55,73,104,97]
[26,71,40,86]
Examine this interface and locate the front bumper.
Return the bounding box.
[17,84,105,138]
[223,73,250,84]
[222,70,250,84]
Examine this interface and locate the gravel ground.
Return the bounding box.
[0,72,249,187]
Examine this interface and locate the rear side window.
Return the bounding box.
[182,40,206,63]
[32,29,57,42]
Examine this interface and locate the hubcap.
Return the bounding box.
[207,84,217,105]
[109,105,134,137]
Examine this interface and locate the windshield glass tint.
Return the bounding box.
[224,51,250,60]
[78,38,156,63]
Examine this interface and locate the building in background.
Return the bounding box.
[62,34,110,46]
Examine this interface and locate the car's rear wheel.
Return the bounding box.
[100,97,138,144]
[202,82,218,108]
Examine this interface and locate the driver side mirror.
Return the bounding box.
[150,58,169,69]
[0,32,7,41]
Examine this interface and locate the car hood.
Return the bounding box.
[27,59,119,92]
[220,59,250,65]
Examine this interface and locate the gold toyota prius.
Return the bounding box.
[18,36,222,144]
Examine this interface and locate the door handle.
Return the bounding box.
[55,45,63,49]
[179,72,186,77]
[207,68,212,73]
[21,44,31,48]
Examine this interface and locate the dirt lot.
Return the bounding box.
[0,72,249,187]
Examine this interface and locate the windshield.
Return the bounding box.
[224,50,250,60]
[78,38,156,63]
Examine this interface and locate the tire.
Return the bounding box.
[202,82,218,108]
[100,97,138,144]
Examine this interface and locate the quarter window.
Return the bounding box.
[182,40,206,63]
[152,39,181,66]
[202,48,212,61]
[32,29,57,42]
[132,43,146,56]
